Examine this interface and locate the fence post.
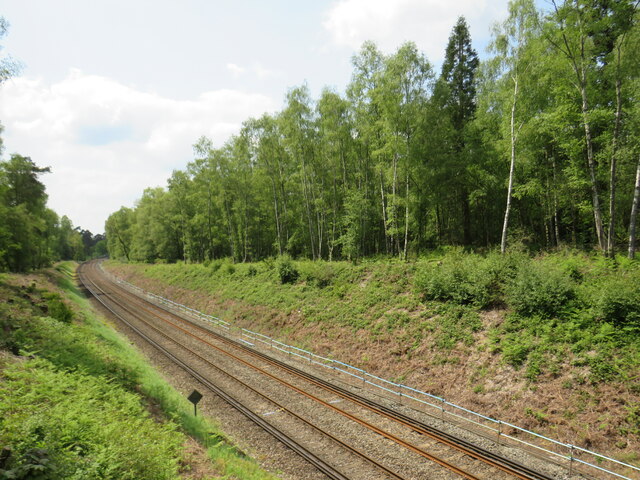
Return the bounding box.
[568,445,574,477]
[497,420,502,445]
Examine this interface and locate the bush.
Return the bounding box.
[43,292,74,324]
[300,261,335,288]
[415,254,498,308]
[501,334,533,368]
[276,255,298,284]
[592,275,640,327]
[209,259,223,272]
[505,262,575,317]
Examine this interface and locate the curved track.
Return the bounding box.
[79,260,556,480]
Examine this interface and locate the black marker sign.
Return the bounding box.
[188,389,203,416]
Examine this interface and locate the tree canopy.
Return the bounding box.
[91,2,637,262]
[0,17,102,272]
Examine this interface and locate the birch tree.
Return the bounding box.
[491,0,540,253]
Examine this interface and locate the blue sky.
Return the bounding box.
[0,0,519,233]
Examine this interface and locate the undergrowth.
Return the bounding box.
[0,262,275,480]
[109,249,640,388]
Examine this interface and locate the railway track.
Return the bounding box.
[79,260,558,480]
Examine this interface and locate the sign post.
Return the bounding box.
[187,390,203,416]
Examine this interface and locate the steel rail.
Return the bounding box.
[79,263,355,480]
[82,261,483,480]
[206,326,556,480]
[98,264,551,480]
[80,262,406,480]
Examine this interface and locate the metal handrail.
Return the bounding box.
[98,263,640,480]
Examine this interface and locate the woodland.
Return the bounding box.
[104,0,640,264]
[0,19,105,272]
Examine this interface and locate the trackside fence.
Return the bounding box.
[98,263,640,480]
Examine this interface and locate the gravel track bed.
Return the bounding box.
[148,295,575,480]
[82,279,326,480]
[134,298,515,480]
[99,278,453,479]
[85,264,585,480]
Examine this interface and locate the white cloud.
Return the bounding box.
[0,69,277,233]
[252,63,281,79]
[226,62,282,80]
[226,63,246,76]
[323,0,506,61]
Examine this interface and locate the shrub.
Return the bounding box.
[247,265,258,276]
[43,292,73,324]
[432,305,482,349]
[502,335,532,367]
[301,261,335,288]
[592,275,640,327]
[505,262,575,317]
[276,255,298,284]
[209,259,223,272]
[415,254,497,308]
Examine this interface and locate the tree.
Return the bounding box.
[0,155,53,271]
[0,17,20,84]
[105,207,134,261]
[279,85,322,258]
[491,0,540,253]
[437,16,480,245]
[377,42,434,258]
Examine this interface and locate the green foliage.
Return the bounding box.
[299,261,336,288]
[102,1,640,262]
[415,252,505,308]
[432,304,482,349]
[0,152,101,272]
[42,292,73,324]
[591,272,640,327]
[501,332,533,368]
[111,249,640,389]
[0,270,275,480]
[505,261,576,317]
[0,358,182,480]
[276,255,298,284]
[623,403,640,436]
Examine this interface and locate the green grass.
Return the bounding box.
[0,262,277,480]
[0,356,183,480]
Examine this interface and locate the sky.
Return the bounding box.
[0,0,515,234]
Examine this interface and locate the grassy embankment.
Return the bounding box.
[0,262,277,480]
[106,249,640,465]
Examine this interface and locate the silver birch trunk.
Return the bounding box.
[549,154,560,246]
[501,76,518,254]
[553,6,606,251]
[392,153,398,255]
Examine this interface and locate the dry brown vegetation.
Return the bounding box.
[106,253,640,467]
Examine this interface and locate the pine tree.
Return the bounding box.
[437,16,479,245]
[440,16,479,133]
